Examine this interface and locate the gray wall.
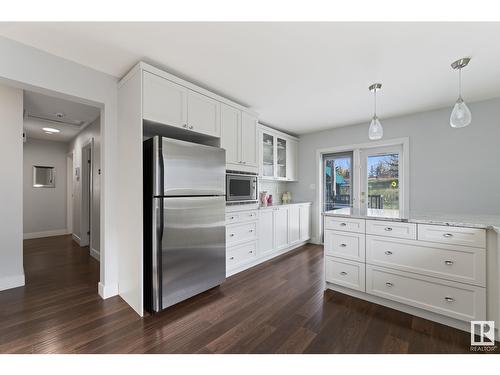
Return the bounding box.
[23,138,68,236]
[67,117,101,255]
[290,97,500,242]
[0,83,24,290]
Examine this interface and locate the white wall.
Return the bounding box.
[67,118,100,255]
[23,138,68,238]
[0,36,118,299]
[0,84,24,291]
[290,97,500,243]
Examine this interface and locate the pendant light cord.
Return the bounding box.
[374,87,377,117]
[458,68,462,99]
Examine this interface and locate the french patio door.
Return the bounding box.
[359,145,403,214]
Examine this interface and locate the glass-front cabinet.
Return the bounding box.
[259,125,297,181]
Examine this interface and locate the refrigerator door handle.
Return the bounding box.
[152,198,163,312]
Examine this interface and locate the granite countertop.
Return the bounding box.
[322,207,500,233]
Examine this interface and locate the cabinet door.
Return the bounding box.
[299,205,311,241]
[276,137,287,179]
[143,71,187,128]
[187,90,220,137]
[274,207,289,250]
[261,131,275,178]
[259,209,274,256]
[220,103,240,166]
[241,112,258,167]
[288,205,300,245]
[286,139,298,181]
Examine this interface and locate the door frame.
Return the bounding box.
[81,138,94,250]
[66,152,73,235]
[315,137,409,244]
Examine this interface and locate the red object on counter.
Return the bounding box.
[267,195,273,205]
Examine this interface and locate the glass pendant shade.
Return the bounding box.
[450,97,472,128]
[368,116,383,140]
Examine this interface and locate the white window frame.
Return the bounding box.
[315,137,409,243]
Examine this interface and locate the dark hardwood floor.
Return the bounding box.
[0,235,494,354]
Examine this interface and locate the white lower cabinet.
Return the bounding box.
[227,203,311,276]
[366,265,486,321]
[324,217,488,325]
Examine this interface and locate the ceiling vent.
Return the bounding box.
[24,111,87,127]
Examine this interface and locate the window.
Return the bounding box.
[323,152,353,211]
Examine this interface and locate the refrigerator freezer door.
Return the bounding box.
[154,136,226,197]
[157,195,226,310]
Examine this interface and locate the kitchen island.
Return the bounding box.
[323,207,499,334]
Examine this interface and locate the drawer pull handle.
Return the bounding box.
[444,297,455,303]
[229,256,234,260]
[443,233,454,238]
[340,222,347,226]
[384,251,393,255]
[340,243,347,247]
[384,227,393,231]
[444,260,454,265]
[340,271,348,276]
[385,282,394,287]
[229,233,235,237]
[249,229,254,232]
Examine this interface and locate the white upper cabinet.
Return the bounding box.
[286,139,298,181]
[186,91,220,137]
[220,103,258,172]
[259,125,299,181]
[240,112,258,167]
[143,71,187,128]
[220,104,240,165]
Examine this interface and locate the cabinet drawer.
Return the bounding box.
[366,235,486,287]
[418,224,486,248]
[324,230,365,262]
[325,256,365,292]
[227,222,257,245]
[324,217,365,233]
[227,241,257,269]
[366,265,486,321]
[226,210,258,225]
[366,220,416,240]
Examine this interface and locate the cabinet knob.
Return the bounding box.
[229,256,234,260]
[384,227,393,231]
[230,216,235,220]
[444,296,455,303]
[340,222,347,227]
[340,243,347,247]
[444,260,454,265]
[183,124,188,128]
[384,250,393,255]
[229,233,235,237]
[385,282,394,287]
[189,125,194,130]
[443,233,453,238]
[340,271,348,276]
[249,229,254,233]
[249,250,253,254]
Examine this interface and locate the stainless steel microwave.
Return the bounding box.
[226,172,258,202]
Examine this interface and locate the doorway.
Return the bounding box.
[81,140,93,248]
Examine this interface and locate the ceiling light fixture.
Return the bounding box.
[368,83,383,140]
[42,127,60,133]
[450,57,472,128]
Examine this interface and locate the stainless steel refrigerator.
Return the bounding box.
[143,136,226,313]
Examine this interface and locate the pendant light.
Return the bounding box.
[368,83,383,140]
[450,57,472,128]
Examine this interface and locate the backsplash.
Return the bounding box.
[258,180,291,204]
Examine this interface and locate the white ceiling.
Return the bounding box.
[3,22,500,135]
[24,90,100,142]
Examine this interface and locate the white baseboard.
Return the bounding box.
[72,233,81,245]
[0,273,25,291]
[90,247,100,261]
[98,281,118,299]
[24,229,69,240]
